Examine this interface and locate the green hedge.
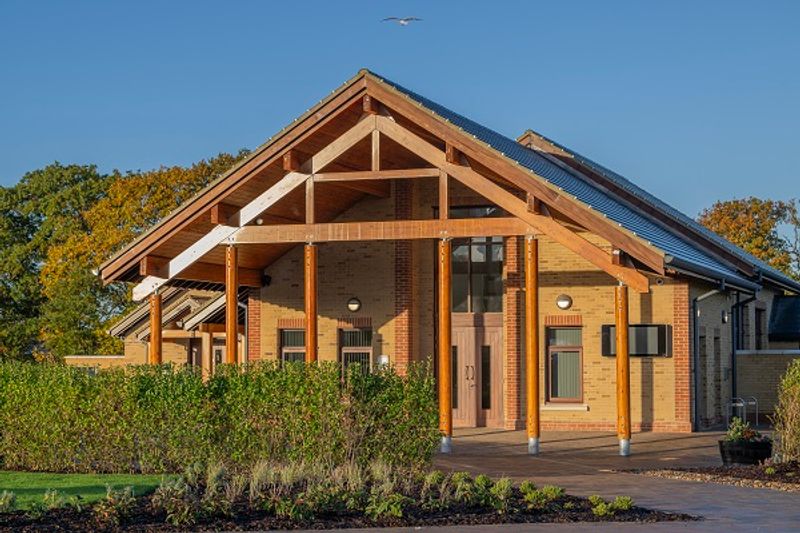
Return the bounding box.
[0,362,439,474]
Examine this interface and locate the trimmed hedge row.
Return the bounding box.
[0,362,439,474]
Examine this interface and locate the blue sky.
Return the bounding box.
[1,1,798,217]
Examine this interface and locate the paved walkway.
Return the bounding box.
[307,429,799,532]
[427,429,800,532]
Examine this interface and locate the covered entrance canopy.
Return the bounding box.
[100,69,766,456]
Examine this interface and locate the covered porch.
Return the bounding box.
[100,72,666,457]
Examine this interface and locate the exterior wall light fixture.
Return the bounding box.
[722,310,729,324]
[347,297,362,312]
[556,294,573,310]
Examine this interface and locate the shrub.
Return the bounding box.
[0,361,438,473]
[489,477,513,514]
[775,359,800,461]
[589,495,635,517]
[725,417,770,443]
[93,486,136,528]
[0,491,16,514]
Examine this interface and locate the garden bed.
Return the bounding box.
[0,491,694,531]
[627,461,800,492]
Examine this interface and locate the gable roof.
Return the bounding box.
[369,72,782,292]
[99,68,799,295]
[518,128,800,293]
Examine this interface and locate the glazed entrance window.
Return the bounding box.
[449,206,504,313]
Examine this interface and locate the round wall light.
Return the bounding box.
[347,297,362,312]
[555,294,573,310]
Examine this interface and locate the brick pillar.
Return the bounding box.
[394,181,413,374]
[673,281,692,431]
[247,288,261,362]
[504,235,523,429]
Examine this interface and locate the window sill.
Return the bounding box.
[541,403,589,412]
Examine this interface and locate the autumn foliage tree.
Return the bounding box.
[698,197,800,279]
[0,151,248,360]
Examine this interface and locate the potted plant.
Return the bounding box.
[719,417,772,465]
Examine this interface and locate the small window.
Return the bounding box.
[280,329,305,364]
[601,325,672,357]
[546,327,582,403]
[340,328,373,376]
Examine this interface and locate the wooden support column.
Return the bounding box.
[615,283,632,456]
[524,236,540,455]
[200,326,212,380]
[225,245,239,365]
[438,238,453,453]
[304,244,318,363]
[148,292,162,364]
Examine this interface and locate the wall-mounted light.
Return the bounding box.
[255,218,264,225]
[556,294,573,310]
[347,297,362,312]
[722,310,729,324]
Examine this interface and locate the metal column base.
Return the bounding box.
[528,437,540,455]
[619,438,631,457]
[440,435,452,454]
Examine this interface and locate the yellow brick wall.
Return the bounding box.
[737,352,800,413]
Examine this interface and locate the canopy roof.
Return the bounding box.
[99,69,800,297]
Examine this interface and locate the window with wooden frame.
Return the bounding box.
[339,328,373,376]
[546,327,583,403]
[279,329,305,364]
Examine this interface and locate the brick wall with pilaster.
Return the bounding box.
[394,181,413,374]
[247,288,262,362]
[503,235,523,429]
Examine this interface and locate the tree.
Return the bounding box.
[40,151,249,356]
[0,163,108,360]
[698,197,799,279]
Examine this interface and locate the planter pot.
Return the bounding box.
[718,439,772,465]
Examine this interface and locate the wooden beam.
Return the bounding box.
[445,143,460,164]
[372,130,380,171]
[615,283,631,456]
[367,80,665,275]
[148,292,162,364]
[305,178,314,224]
[313,168,439,182]
[307,114,377,173]
[304,244,318,363]
[210,202,238,225]
[132,171,307,301]
[140,255,168,277]
[363,94,379,115]
[139,256,261,287]
[438,239,453,452]
[100,77,367,285]
[283,149,302,171]
[225,245,238,365]
[200,329,212,380]
[231,217,533,244]
[525,236,540,455]
[439,170,448,221]
[375,116,651,293]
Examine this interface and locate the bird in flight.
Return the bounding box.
[382,16,423,26]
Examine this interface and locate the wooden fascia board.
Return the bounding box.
[230,217,533,244]
[100,75,369,284]
[364,77,665,276]
[375,116,650,293]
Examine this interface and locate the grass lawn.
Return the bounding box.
[0,470,167,510]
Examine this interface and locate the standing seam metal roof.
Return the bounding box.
[370,71,785,292]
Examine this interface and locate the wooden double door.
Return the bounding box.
[451,313,504,428]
